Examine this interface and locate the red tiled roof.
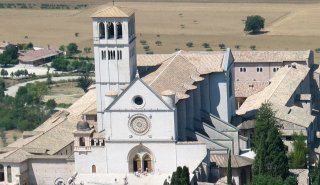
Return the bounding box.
[19,48,62,63]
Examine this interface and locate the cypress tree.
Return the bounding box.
[182,166,190,185]
[311,162,320,185]
[252,103,289,179]
[227,151,232,185]
[171,172,177,185]
[288,132,307,168]
[171,166,190,185]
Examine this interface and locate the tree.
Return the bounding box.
[181,166,190,185]
[84,47,91,53]
[59,45,65,51]
[26,42,33,49]
[218,43,225,50]
[252,103,289,179]
[0,69,8,77]
[143,45,150,50]
[250,45,256,50]
[25,82,48,104]
[78,71,93,93]
[227,151,232,185]
[202,43,210,48]
[155,41,162,46]
[186,42,193,48]
[288,132,307,169]
[311,161,320,185]
[0,78,5,97]
[250,175,296,185]
[170,166,189,185]
[66,43,78,56]
[0,45,19,66]
[46,99,57,110]
[171,172,177,185]
[51,57,70,71]
[244,15,265,34]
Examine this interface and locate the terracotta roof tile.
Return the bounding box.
[237,63,310,115]
[210,154,253,168]
[91,6,134,18]
[233,50,310,63]
[19,48,62,63]
[235,81,270,97]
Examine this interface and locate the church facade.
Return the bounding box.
[73,6,249,185]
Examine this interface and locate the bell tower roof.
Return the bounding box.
[91,6,134,18]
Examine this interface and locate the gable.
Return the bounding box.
[107,78,172,111]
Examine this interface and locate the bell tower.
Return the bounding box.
[91,6,137,131]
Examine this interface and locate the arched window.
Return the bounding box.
[107,22,114,39]
[7,166,11,183]
[79,137,85,146]
[99,22,105,39]
[0,164,4,182]
[116,22,123,39]
[91,139,95,146]
[92,165,96,173]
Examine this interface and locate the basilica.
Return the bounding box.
[72,6,250,185]
[0,5,316,185]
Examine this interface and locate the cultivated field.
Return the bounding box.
[43,82,85,104]
[1,1,320,60]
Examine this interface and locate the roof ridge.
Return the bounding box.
[234,155,241,167]
[20,112,68,149]
[264,66,292,102]
[149,50,182,86]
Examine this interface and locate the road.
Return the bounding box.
[5,76,82,97]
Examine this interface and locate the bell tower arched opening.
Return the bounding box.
[99,22,105,39]
[116,22,123,39]
[107,22,114,39]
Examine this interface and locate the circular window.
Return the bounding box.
[132,95,145,108]
[128,114,150,136]
[134,96,143,105]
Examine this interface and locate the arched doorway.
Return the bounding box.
[133,154,141,172]
[142,153,152,172]
[128,145,155,173]
[92,165,96,173]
